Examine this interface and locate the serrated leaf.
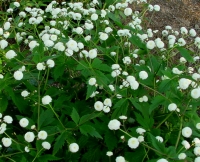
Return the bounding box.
[92,58,111,72]
[104,130,118,150]
[76,60,89,70]
[71,108,80,125]
[79,112,102,125]
[158,79,172,92]
[86,85,96,100]
[80,124,102,139]
[111,99,129,119]
[149,96,165,114]
[147,133,166,153]
[39,109,55,129]
[176,46,193,62]
[32,41,44,63]
[38,154,61,162]
[107,12,123,28]
[53,131,68,155]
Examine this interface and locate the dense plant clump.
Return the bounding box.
[0,0,200,161]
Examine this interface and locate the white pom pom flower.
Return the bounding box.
[19,118,29,127]
[42,95,52,105]
[108,119,121,130]
[128,137,139,149]
[182,127,192,138]
[24,132,35,142]
[69,143,79,153]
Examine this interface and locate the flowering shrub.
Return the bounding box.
[0,0,200,161]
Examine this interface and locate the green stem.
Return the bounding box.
[49,104,65,129]
[37,71,41,130]
[175,116,183,149]
[156,112,173,129]
[119,129,132,138]
[142,143,167,157]
[32,148,43,162]
[43,68,50,91]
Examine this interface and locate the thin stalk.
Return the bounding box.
[156,112,173,129]
[43,68,50,91]
[175,116,183,149]
[37,71,41,130]
[32,148,43,162]
[119,129,132,138]
[49,104,65,129]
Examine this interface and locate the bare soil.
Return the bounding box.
[145,0,200,33]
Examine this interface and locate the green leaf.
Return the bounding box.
[39,109,55,129]
[149,96,165,114]
[71,108,80,125]
[129,35,147,50]
[125,147,145,162]
[80,124,102,139]
[176,46,193,62]
[92,58,111,72]
[104,130,118,150]
[158,79,172,93]
[86,85,96,100]
[111,99,129,119]
[32,41,44,63]
[95,70,110,85]
[6,87,28,113]
[76,60,89,70]
[0,95,8,113]
[53,131,68,155]
[147,133,166,153]
[38,154,61,162]
[53,64,65,80]
[107,12,123,28]
[79,112,102,125]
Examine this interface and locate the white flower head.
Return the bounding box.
[66,39,77,51]
[25,146,30,152]
[128,137,139,149]
[156,136,163,142]
[37,62,46,71]
[3,115,13,124]
[195,157,200,162]
[69,143,79,153]
[104,98,112,107]
[5,50,17,59]
[182,127,192,138]
[2,138,12,147]
[38,130,48,140]
[4,22,11,30]
[99,32,108,41]
[42,141,51,150]
[24,132,35,142]
[42,95,52,105]
[21,90,30,97]
[136,128,146,135]
[139,71,148,80]
[19,118,29,127]
[168,103,177,111]
[108,119,121,130]
[91,13,98,21]
[88,49,97,59]
[157,159,168,162]
[88,77,96,86]
[154,5,160,11]
[191,88,200,99]
[0,40,8,49]
[124,8,132,16]
[106,151,113,156]
[178,78,191,89]
[146,40,155,49]
[194,146,200,156]
[46,59,55,68]
[94,101,103,111]
[14,70,23,80]
[178,153,186,160]
[181,140,190,149]
[196,123,200,129]
[116,156,125,162]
